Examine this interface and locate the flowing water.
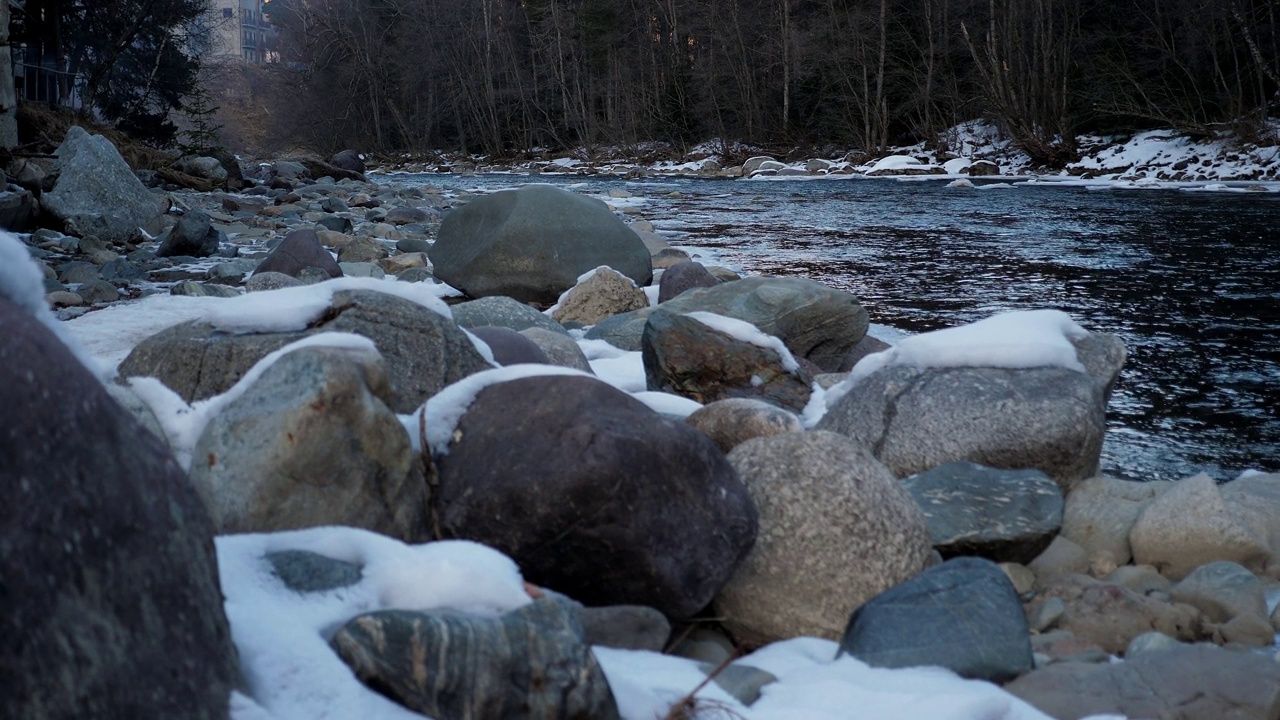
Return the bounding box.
[396,172,1280,483]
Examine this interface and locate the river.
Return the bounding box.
[391,171,1280,483]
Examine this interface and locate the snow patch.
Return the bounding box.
[0,232,102,375]
[686,311,800,373]
[205,276,453,334]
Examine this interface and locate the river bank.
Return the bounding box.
[370,120,1280,189]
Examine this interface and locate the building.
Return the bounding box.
[210,0,274,64]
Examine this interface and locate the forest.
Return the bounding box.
[11,0,1280,166]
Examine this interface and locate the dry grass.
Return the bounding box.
[14,104,175,171]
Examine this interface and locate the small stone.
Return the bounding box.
[266,550,363,593]
[1030,597,1067,632]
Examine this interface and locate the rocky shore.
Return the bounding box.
[3,125,1280,720]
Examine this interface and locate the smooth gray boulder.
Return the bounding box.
[643,309,814,413]
[189,345,427,540]
[717,431,930,645]
[589,276,867,371]
[837,557,1033,682]
[434,374,757,619]
[1170,561,1272,646]
[119,288,491,413]
[451,295,571,336]
[332,599,619,720]
[39,126,167,243]
[0,296,238,719]
[817,333,1125,492]
[902,461,1064,564]
[519,327,594,373]
[430,184,652,304]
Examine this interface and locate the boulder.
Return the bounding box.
[253,228,343,279]
[716,431,931,645]
[451,295,571,336]
[902,461,1064,564]
[174,156,228,182]
[741,156,777,175]
[1062,475,1173,565]
[817,334,1123,491]
[651,247,693,269]
[332,599,619,720]
[684,398,803,454]
[434,375,757,619]
[642,310,814,413]
[1170,561,1272,646]
[837,334,891,373]
[1029,575,1201,654]
[519,327,594,373]
[1005,644,1280,720]
[266,549,363,593]
[837,557,1033,682]
[0,188,38,231]
[329,149,366,174]
[1028,535,1091,588]
[965,160,1000,176]
[594,276,867,371]
[170,280,240,298]
[578,605,671,652]
[467,325,550,366]
[383,205,431,225]
[430,185,653,304]
[39,126,167,243]
[1221,472,1280,577]
[336,237,389,265]
[551,267,649,325]
[657,261,720,303]
[245,271,304,292]
[0,296,238,719]
[119,289,491,413]
[1129,473,1270,580]
[189,345,427,540]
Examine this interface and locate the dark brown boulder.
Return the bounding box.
[253,228,342,279]
[657,260,719,303]
[434,374,757,619]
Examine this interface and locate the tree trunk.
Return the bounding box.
[0,0,18,149]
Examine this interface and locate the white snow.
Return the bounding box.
[630,391,702,418]
[587,351,647,393]
[415,364,595,455]
[64,293,220,374]
[824,310,1089,411]
[221,527,1059,720]
[130,332,378,469]
[218,527,531,720]
[867,155,928,172]
[205,276,454,334]
[943,158,973,174]
[0,232,101,375]
[685,312,800,373]
[947,178,975,188]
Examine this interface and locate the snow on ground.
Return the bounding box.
[219,526,1060,720]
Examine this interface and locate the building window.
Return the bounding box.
[223,7,233,17]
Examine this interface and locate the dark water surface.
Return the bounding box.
[396,172,1279,482]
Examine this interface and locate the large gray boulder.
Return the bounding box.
[1006,644,1280,720]
[902,461,1064,564]
[39,126,167,243]
[1170,561,1273,646]
[156,210,224,258]
[837,557,1033,682]
[434,374,757,619]
[332,599,619,720]
[589,276,867,371]
[0,296,238,719]
[817,333,1126,491]
[189,345,427,540]
[119,289,492,413]
[429,185,652,304]
[716,431,930,645]
[642,310,814,413]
